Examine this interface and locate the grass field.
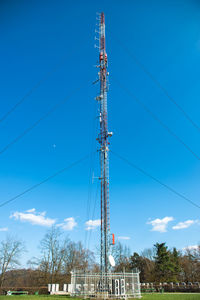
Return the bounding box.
[0,295,199,300]
[142,294,200,299]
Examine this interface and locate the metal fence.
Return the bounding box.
[70,271,141,298]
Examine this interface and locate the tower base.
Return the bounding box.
[70,270,141,298]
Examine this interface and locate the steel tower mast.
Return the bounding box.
[96,12,113,276]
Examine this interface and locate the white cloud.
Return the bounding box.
[26,208,36,213]
[183,245,199,251]
[0,227,8,232]
[57,217,77,231]
[172,220,199,230]
[118,236,131,240]
[10,209,56,227]
[85,219,101,230]
[147,216,174,233]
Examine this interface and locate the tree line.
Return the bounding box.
[113,242,200,283]
[0,227,199,287]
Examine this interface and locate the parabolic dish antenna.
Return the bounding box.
[109,255,116,267]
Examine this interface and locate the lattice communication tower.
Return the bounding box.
[95,12,114,276]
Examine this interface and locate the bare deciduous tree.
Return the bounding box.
[36,226,95,283]
[38,226,68,283]
[141,248,155,261]
[63,241,95,273]
[111,242,131,272]
[0,236,25,287]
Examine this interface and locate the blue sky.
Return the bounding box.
[1,0,200,265]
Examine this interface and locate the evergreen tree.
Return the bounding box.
[154,243,174,282]
[130,252,143,273]
[170,247,181,282]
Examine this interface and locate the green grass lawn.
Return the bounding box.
[0,295,199,300]
[142,294,200,300]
